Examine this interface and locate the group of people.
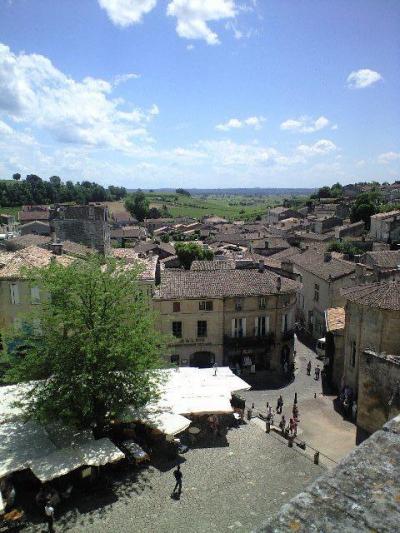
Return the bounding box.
[339,386,357,420]
[35,483,73,532]
[306,360,321,380]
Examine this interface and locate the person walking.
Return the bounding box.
[315,366,320,381]
[279,415,286,435]
[307,361,311,375]
[45,503,55,532]
[276,395,283,414]
[173,465,183,495]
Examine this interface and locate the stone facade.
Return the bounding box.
[50,205,111,255]
[369,210,400,244]
[357,350,400,442]
[342,301,400,392]
[153,293,296,370]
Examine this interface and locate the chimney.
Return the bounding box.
[276,276,282,292]
[324,252,332,263]
[258,259,265,273]
[50,241,63,256]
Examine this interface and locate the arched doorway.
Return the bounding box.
[190,351,215,368]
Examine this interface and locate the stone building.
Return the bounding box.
[360,250,400,272]
[334,220,365,240]
[153,263,300,370]
[265,207,304,225]
[19,221,51,236]
[369,209,400,244]
[313,215,343,235]
[324,307,346,390]
[341,280,400,394]
[283,249,355,339]
[357,349,400,442]
[50,205,111,255]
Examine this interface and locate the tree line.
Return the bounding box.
[0,174,127,207]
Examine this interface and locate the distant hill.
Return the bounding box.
[128,188,315,196]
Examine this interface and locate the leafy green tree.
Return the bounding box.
[176,188,191,197]
[175,242,214,269]
[124,190,150,222]
[350,190,382,229]
[4,255,165,435]
[12,173,21,181]
[327,240,364,258]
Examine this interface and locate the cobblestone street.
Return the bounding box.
[239,337,356,465]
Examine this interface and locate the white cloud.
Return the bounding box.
[113,72,141,86]
[98,0,157,27]
[296,139,337,157]
[167,0,236,45]
[0,43,158,150]
[346,68,382,89]
[280,115,331,133]
[378,151,400,164]
[216,115,265,131]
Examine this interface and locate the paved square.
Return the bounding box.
[29,421,325,533]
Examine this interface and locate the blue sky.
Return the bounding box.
[0,0,399,188]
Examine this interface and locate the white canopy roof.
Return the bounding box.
[29,448,85,483]
[76,438,124,467]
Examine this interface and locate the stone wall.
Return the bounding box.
[357,350,400,440]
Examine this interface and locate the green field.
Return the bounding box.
[0,206,20,218]
[146,192,285,220]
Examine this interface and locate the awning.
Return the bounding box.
[76,438,124,467]
[120,407,191,436]
[29,448,85,483]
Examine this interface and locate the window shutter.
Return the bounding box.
[242,318,247,336]
[265,315,270,333]
[231,318,235,337]
[254,317,258,336]
[281,314,285,332]
[31,286,40,304]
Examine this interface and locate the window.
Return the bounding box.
[259,297,266,310]
[10,283,20,304]
[351,341,356,368]
[170,354,179,364]
[255,316,270,336]
[172,321,182,338]
[232,318,246,338]
[199,301,213,311]
[31,286,40,304]
[235,298,243,311]
[197,320,207,337]
[173,302,181,313]
[314,283,320,302]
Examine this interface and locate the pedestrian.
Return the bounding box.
[289,417,295,435]
[292,403,299,421]
[352,401,357,421]
[213,362,218,376]
[307,361,311,376]
[173,465,183,495]
[294,392,298,405]
[279,415,286,435]
[45,503,55,532]
[315,366,320,381]
[276,395,283,414]
[283,361,288,375]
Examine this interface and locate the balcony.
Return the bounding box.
[223,332,275,350]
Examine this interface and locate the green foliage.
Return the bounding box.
[350,190,382,229]
[0,175,126,207]
[3,255,165,433]
[327,240,364,258]
[176,188,191,197]
[311,183,343,199]
[161,233,170,243]
[175,242,214,269]
[124,190,150,222]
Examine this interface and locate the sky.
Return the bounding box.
[0,0,399,189]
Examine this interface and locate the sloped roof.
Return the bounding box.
[341,280,400,311]
[290,249,355,281]
[156,268,300,299]
[363,250,400,269]
[0,246,73,279]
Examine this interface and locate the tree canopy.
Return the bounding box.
[0,175,126,207]
[124,190,150,222]
[175,242,214,269]
[3,255,165,434]
[176,188,191,197]
[350,190,382,229]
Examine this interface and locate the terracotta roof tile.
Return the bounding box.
[341,280,400,311]
[156,269,300,299]
[325,307,346,332]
